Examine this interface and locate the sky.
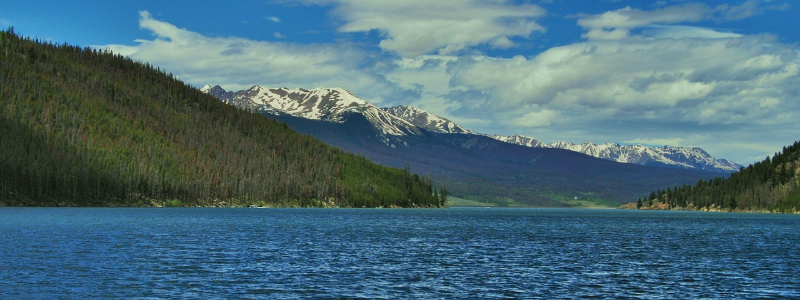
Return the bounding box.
[2,0,798,165]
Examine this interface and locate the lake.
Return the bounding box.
[1,207,799,299]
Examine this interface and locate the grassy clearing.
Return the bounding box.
[563,199,618,209]
[446,196,499,207]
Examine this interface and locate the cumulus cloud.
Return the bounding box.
[289,0,546,57]
[414,3,798,164]
[714,0,763,21]
[513,109,560,128]
[96,3,799,164]
[99,11,415,104]
[576,1,776,41]
[576,3,708,40]
[445,34,798,128]
[371,27,798,162]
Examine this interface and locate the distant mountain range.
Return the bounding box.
[204,85,422,136]
[382,105,475,135]
[203,85,729,206]
[203,85,740,172]
[493,135,741,172]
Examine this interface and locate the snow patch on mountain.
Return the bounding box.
[492,135,742,172]
[203,84,741,173]
[383,105,474,134]
[491,134,547,148]
[204,85,420,136]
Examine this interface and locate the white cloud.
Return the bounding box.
[576,1,776,41]
[576,4,709,40]
[265,16,281,22]
[490,36,516,49]
[273,31,286,39]
[642,25,741,40]
[98,11,414,104]
[95,4,799,165]
[435,29,799,164]
[513,109,559,128]
[623,138,684,147]
[429,1,799,147]
[447,34,798,121]
[289,0,546,57]
[714,0,762,21]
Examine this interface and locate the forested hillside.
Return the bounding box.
[0,28,444,207]
[638,141,800,212]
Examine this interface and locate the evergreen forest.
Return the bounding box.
[638,140,800,212]
[0,28,445,208]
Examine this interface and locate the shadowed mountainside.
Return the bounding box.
[0,28,443,208]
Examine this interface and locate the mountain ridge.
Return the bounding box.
[261,111,724,205]
[204,85,741,173]
[203,85,422,136]
[493,135,742,173]
[203,84,727,205]
[382,105,475,135]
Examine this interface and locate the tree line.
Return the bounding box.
[637,140,800,212]
[0,28,445,207]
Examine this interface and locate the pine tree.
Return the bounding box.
[439,186,448,207]
[0,28,445,208]
[640,140,800,212]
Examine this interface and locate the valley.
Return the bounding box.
[204,85,731,206]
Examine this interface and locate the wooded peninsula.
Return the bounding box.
[0,28,445,208]
[637,140,800,213]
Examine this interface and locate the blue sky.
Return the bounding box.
[3,0,798,165]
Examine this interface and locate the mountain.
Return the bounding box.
[204,85,725,206]
[0,29,443,208]
[382,105,474,134]
[203,85,421,136]
[639,140,800,212]
[205,84,740,173]
[492,135,742,173]
[490,134,547,148]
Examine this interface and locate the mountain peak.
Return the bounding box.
[202,85,234,102]
[204,86,420,136]
[383,105,474,134]
[491,134,742,172]
[202,84,741,172]
[491,134,546,148]
[201,84,223,93]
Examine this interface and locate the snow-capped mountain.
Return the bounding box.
[491,134,547,148]
[203,85,741,173]
[202,85,421,136]
[492,135,742,172]
[383,105,474,134]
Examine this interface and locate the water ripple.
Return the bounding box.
[2,208,799,299]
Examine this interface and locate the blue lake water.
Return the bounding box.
[2,207,799,299]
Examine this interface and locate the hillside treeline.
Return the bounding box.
[0,28,444,207]
[638,141,800,212]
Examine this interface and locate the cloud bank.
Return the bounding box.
[103,11,416,104]
[99,2,800,164]
[289,0,546,57]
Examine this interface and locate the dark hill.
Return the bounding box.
[0,28,442,208]
[269,113,723,206]
[640,140,800,212]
